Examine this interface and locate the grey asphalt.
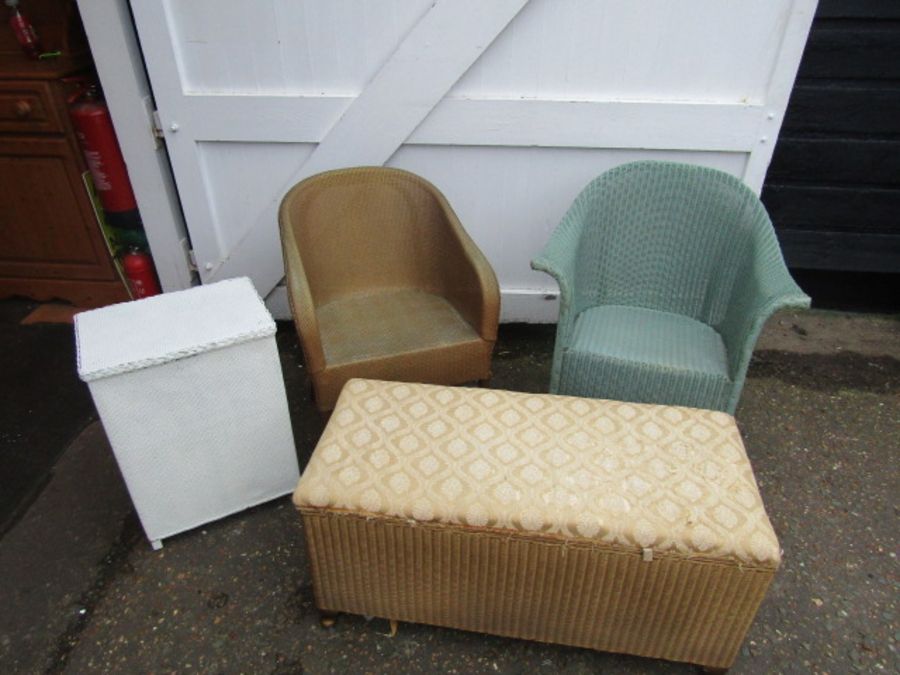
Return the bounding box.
[0,300,97,536]
[0,310,897,674]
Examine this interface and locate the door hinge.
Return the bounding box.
[180,237,198,273]
[142,95,165,149]
[151,109,164,140]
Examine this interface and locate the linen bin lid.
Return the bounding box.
[75,277,275,382]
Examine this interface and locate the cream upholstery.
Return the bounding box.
[295,379,780,566]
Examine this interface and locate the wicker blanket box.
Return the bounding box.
[294,379,781,670]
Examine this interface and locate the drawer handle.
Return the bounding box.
[14,100,33,119]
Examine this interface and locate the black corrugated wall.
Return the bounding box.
[762,0,900,274]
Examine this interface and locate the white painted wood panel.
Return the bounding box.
[450,0,791,104]
[127,0,817,320]
[198,143,315,254]
[164,0,792,103]
[169,0,433,95]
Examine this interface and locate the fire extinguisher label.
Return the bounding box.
[82,147,112,191]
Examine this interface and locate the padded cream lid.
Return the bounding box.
[295,379,780,567]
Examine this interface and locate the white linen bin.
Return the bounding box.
[75,277,299,549]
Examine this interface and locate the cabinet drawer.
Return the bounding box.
[0,135,117,282]
[0,81,64,133]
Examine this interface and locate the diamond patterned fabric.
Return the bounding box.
[294,379,780,567]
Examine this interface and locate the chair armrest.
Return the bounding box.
[530,205,585,305]
[530,209,585,390]
[279,220,327,375]
[718,249,810,407]
[435,199,500,342]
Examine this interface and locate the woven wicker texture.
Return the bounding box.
[296,379,780,668]
[76,279,299,546]
[279,167,500,411]
[302,512,775,669]
[531,161,810,413]
[295,379,780,566]
[75,277,274,381]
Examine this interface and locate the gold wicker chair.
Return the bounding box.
[279,167,500,412]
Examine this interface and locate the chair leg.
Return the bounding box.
[310,381,332,423]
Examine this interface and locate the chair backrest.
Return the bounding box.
[280,167,453,306]
[571,161,771,325]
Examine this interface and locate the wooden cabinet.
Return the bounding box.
[0,6,128,307]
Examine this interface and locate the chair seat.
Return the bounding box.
[318,288,481,366]
[572,305,729,375]
[560,305,732,409]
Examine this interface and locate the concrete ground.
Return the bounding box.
[0,309,897,674]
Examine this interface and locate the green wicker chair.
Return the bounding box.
[531,161,810,413]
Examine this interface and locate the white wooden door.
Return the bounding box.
[131,0,816,320]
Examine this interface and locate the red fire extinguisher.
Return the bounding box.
[122,248,161,299]
[68,83,142,230]
[6,0,43,59]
